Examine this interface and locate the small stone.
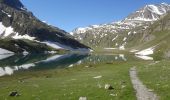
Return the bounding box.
[105,84,114,90]
[110,93,117,96]
[9,91,20,97]
[79,97,87,100]
[93,76,102,79]
[85,66,89,68]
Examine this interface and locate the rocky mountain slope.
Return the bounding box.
[132,12,170,59]
[72,3,170,51]
[0,0,90,54]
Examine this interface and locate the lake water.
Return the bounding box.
[0,53,152,77]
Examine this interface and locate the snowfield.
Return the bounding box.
[135,47,154,56]
[42,41,64,49]
[0,48,14,60]
[0,54,14,60]
[136,55,153,60]
[0,22,35,41]
[0,48,14,55]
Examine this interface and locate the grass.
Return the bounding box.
[1,54,170,100]
[137,60,170,100]
[0,61,139,100]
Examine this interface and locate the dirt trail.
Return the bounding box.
[129,67,159,100]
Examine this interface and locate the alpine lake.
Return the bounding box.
[0,52,170,100]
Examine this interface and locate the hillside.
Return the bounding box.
[72,3,170,52]
[0,0,90,54]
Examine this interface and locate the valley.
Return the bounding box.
[0,0,170,100]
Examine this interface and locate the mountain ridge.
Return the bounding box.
[0,0,90,54]
[71,3,170,51]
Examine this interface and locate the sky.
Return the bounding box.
[21,0,170,32]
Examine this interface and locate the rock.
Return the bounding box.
[105,84,114,90]
[9,91,20,97]
[121,85,126,89]
[85,66,89,68]
[110,93,117,97]
[93,75,102,79]
[79,97,87,100]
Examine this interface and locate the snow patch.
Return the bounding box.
[13,33,35,40]
[39,55,63,63]
[133,31,137,34]
[0,48,14,55]
[0,54,14,60]
[127,17,156,21]
[76,27,87,33]
[0,67,13,76]
[136,47,154,56]
[104,48,117,50]
[112,35,118,41]
[0,22,6,34]
[0,22,35,40]
[119,54,127,61]
[119,45,125,50]
[23,50,29,56]
[17,63,35,70]
[136,55,153,60]
[128,32,131,35]
[42,41,64,49]
[148,5,164,15]
[0,63,35,76]
[123,37,127,41]
[130,49,139,53]
[68,64,74,68]
[4,26,13,37]
[1,10,12,17]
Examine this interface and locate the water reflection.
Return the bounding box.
[0,54,14,60]
[0,53,88,76]
[34,54,88,70]
[0,53,151,77]
[81,54,128,64]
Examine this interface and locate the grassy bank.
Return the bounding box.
[0,61,138,100]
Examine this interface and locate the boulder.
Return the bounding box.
[9,91,20,97]
[105,84,114,90]
[79,97,87,100]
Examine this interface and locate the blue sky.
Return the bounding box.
[21,0,170,32]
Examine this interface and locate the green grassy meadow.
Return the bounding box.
[0,61,140,100]
[0,55,170,100]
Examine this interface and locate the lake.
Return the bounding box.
[0,53,152,77]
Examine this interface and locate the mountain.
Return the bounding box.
[0,0,90,54]
[71,3,170,51]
